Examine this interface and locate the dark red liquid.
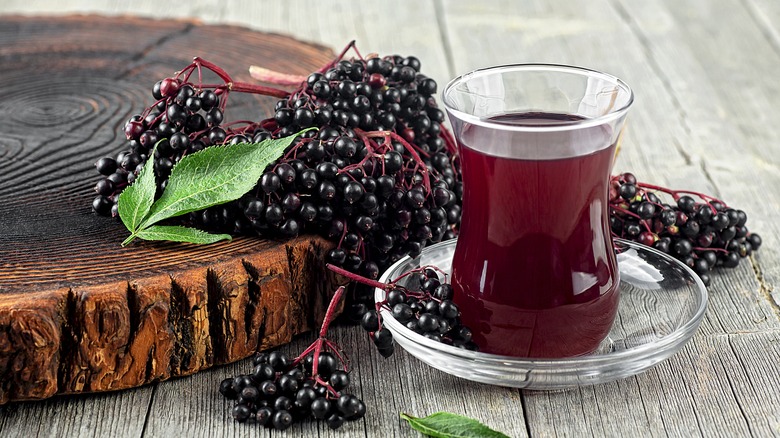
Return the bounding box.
[451,112,620,358]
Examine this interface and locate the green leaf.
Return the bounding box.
[400,412,510,438]
[118,143,158,235]
[134,225,232,244]
[139,132,308,230]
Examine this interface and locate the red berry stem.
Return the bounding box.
[361,130,432,195]
[229,81,291,98]
[319,40,361,74]
[319,286,345,338]
[609,205,653,233]
[289,285,350,393]
[633,181,728,208]
[249,65,308,86]
[440,124,458,156]
[326,263,390,290]
[192,57,233,83]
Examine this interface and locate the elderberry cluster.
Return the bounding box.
[610,173,762,286]
[340,264,478,357]
[219,350,364,430]
[243,56,460,268]
[92,76,253,216]
[90,52,463,318]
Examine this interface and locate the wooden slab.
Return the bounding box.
[0,15,339,404]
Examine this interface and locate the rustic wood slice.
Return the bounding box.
[0,15,339,404]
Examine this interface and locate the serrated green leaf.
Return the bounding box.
[134,225,231,244]
[138,133,306,230]
[118,143,158,236]
[400,412,510,438]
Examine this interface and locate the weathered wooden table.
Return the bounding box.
[1,1,779,437]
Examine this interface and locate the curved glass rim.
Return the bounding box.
[375,238,707,368]
[442,63,635,133]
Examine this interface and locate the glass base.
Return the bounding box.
[375,238,708,389]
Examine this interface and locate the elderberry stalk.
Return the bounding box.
[609,172,762,286]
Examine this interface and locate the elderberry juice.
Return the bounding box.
[451,112,620,358]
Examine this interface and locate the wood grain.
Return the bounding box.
[0,15,341,404]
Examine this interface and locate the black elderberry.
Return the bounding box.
[95,157,118,175]
[92,196,113,215]
[293,168,317,190]
[439,300,459,319]
[251,363,274,383]
[260,172,282,193]
[94,179,115,196]
[391,303,414,322]
[326,414,345,430]
[417,313,440,333]
[311,398,331,420]
[268,351,291,371]
[673,238,693,256]
[434,284,454,300]
[219,378,237,399]
[748,233,762,250]
[233,375,252,391]
[260,380,278,396]
[372,328,393,348]
[264,204,284,225]
[272,410,293,430]
[240,385,260,403]
[677,196,696,213]
[328,371,350,391]
[683,220,700,238]
[275,163,296,184]
[231,404,252,423]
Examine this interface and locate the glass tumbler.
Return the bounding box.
[442,64,633,358]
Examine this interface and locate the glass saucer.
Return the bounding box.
[375,238,708,389]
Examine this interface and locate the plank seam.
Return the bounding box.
[115,23,196,80]
[433,0,456,80]
[139,383,157,438]
[609,0,728,199]
[741,0,780,61]
[719,338,754,435]
[607,0,694,138]
[749,255,780,321]
[519,390,533,438]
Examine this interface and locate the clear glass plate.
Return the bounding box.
[375,238,708,389]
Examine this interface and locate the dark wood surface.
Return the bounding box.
[0,15,339,404]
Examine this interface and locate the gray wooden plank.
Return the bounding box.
[0,386,152,438]
[614,0,780,317]
[524,330,780,438]
[141,324,526,437]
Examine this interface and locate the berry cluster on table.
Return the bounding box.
[610,173,761,286]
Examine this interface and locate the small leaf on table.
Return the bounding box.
[135,225,231,244]
[400,412,511,438]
